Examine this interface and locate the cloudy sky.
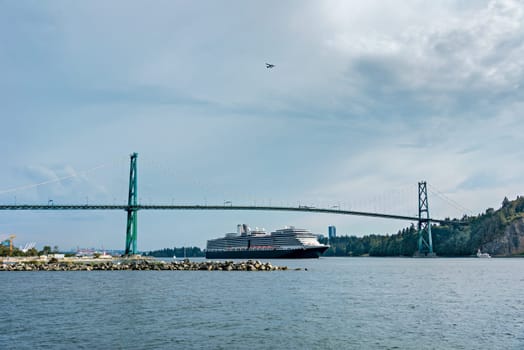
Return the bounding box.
[1,0,523,251]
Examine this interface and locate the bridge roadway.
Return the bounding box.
[0,204,462,225]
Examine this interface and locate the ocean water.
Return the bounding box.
[2,257,524,349]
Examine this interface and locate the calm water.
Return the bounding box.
[2,258,524,349]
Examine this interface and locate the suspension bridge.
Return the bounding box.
[0,153,466,256]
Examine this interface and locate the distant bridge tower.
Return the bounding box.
[125,153,139,255]
[416,181,435,257]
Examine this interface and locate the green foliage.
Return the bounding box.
[145,246,205,258]
[0,244,59,257]
[26,248,39,256]
[433,225,471,256]
[39,245,52,256]
[0,245,11,256]
[321,195,524,257]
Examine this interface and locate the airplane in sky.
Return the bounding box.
[265,63,275,69]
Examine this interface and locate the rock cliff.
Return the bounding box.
[483,217,524,256]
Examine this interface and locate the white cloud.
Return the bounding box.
[325,0,524,93]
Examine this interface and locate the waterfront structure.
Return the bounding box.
[206,224,329,259]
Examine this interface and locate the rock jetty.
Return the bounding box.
[0,259,291,272]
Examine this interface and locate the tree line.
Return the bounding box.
[144,246,205,258]
[0,245,59,257]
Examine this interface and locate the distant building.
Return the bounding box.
[51,253,65,259]
[328,226,336,240]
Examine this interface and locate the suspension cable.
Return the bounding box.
[427,183,472,215]
[0,163,108,196]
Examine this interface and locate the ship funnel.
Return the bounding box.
[241,224,249,236]
[238,224,248,236]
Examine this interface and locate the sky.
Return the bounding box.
[1,0,523,251]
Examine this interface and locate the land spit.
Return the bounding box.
[0,258,292,272]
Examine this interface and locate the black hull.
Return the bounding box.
[206,246,328,259]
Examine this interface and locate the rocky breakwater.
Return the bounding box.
[0,259,292,272]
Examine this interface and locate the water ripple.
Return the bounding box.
[1,258,524,349]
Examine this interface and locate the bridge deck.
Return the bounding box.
[0,204,464,225]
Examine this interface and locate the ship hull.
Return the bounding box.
[206,246,328,259]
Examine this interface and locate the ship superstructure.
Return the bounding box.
[206,224,329,259]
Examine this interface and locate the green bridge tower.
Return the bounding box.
[125,152,139,255]
[416,181,435,257]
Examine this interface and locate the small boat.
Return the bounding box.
[173,254,176,259]
[477,249,491,258]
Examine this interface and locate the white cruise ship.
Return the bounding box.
[206,224,329,259]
